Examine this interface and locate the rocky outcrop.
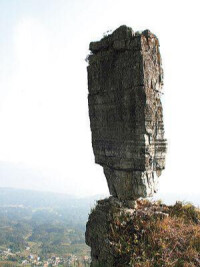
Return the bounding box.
[86,198,200,267]
[85,198,168,267]
[87,25,167,200]
[86,25,168,266]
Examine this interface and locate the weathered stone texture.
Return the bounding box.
[85,197,170,267]
[87,25,167,200]
[86,197,127,267]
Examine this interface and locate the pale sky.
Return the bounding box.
[0,0,200,197]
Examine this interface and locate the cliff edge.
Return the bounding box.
[86,198,200,266]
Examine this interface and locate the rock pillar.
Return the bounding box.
[86,25,167,266]
[87,25,167,200]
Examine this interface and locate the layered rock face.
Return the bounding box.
[86,25,167,266]
[87,25,167,200]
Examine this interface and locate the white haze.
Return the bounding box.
[0,0,200,198]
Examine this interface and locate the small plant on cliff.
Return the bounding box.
[109,200,200,267]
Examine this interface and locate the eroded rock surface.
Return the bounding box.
[85,198,169,267]
[87,25,167,200]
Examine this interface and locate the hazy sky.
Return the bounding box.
[0,0,200,197]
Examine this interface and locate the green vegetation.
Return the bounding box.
[0,206,89,257]
[0,188,93,266]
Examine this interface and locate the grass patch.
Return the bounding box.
[109,200,200,266]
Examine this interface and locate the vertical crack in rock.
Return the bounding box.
[87,25,167,201]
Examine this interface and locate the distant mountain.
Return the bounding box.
[0,162,45,189]
[0,187,199,208]
[0,187,103,209]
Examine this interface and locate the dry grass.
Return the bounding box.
[109,201,200,267]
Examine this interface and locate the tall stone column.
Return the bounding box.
[87,25,167,201]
